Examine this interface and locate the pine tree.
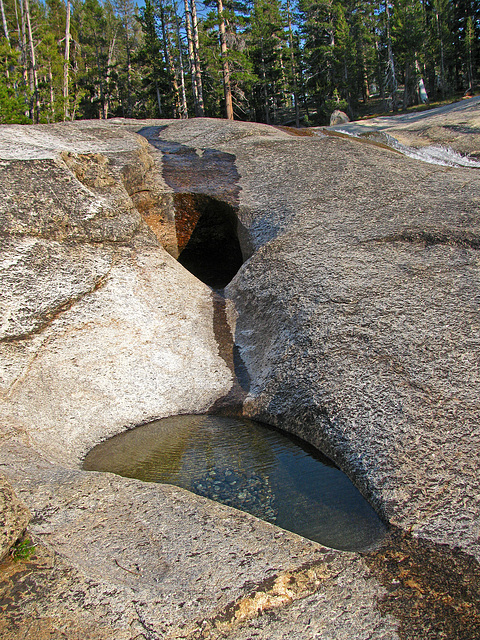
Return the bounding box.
[0,38,30,122]
[137,0,167,116]
[216,0,233,118]
[392,0,424,108]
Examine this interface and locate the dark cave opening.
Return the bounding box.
[176,195,244,289]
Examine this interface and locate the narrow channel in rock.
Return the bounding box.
[175,193,244,288]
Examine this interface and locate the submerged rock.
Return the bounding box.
[191,467,278,522]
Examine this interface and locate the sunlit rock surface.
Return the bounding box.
[328,95,480,156]
[148,112,479,560]
[0,123,231,465]
[0,106,479,638]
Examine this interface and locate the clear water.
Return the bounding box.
[83,414,387,552]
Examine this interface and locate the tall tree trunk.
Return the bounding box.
[277,43,288,110]
[260,38,269,124]
[465,15,474,91]
[63,0,71,120]
[93,34,106,119]
[385,0,397,111]
[116,0,132,118]
[0,0,10,45]
[374,36,385,106]
[166,29,182,117]
[48,60,55,121]
[1,0,9,82]
[403,62,409,110]
[360,43,370,103]
[415,57,428,103]
[190,0,204,116]
[286,0,299,127]
[14,0,28,88]
[155,77,162,116]
[434,2,445,98]
[168,38,182,118]
[158,0,181,117]
[173,0,188,118]
[216,0,233,120]
[18,0,31,91]
[24,0,39,122]
[105,28,117,119]
[183,0,199,113]
[298,62,309,121]
[125,31,132,117]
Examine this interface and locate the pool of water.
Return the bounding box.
[83,414,387,551]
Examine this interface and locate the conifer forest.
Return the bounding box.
[0,0,478,125]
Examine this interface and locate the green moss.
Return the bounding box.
[11,536,36,561]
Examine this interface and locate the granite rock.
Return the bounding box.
[0,474,31,562]
[0,123,232,465]
[327,95,480,156]
[146,112,479,561]
[0,439,399,640]
[0,109,479,639]
[330,109,350,126]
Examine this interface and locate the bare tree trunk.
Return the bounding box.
[385,0,397,111]
[0,0,10,44]
[216,0,233,120]
[403,62,409,110]
[93,34,106,118]
[1,0,9,81]
[183,0,199,113]
[173,0,188,118]
[434,3,445,98]
[286,0,299,127]
[190,0,204,116]
[155,77,162,116]
[467,24,474,90]
[14,0,28,90]
[415,57,428,103]
[105,28,117,119]
[465,16,474,91]
[63,0,71,120]
[24,0,39,122]
[48,61,55,120]
[18,0,30,90]
[360,44,370,102]
[125,32,132,116]
[116,0,132,117]
[166,29,182,117]
[167,38,182,118]
[158,0,181,118]
[374,36,385,107]
[260,38,269,124]
[278,43,288,109]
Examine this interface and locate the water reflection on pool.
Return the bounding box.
[83,414,386,551]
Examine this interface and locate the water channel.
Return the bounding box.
[84,414,386,552]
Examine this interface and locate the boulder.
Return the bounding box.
[330,109,350,126]
[0,474,31,562]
